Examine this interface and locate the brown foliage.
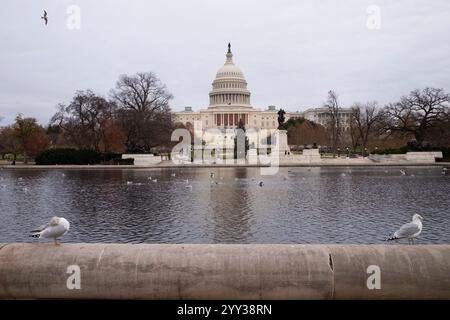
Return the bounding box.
[286,119,328,147]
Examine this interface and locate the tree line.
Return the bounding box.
[1,79,449,163]
[286,87,450,157]
[0,72,175,163]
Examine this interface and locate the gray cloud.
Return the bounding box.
[1,0,449,124]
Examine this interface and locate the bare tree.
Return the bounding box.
[381,87,450,148]
[351,102,380,157]
[324,90,341,157]
[111,72,174,153]
[425,107,450,148]
[348,114,360,152]
[51,90,117,152]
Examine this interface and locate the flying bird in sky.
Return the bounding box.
[41,10,48,25]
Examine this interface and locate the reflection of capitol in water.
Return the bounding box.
[172,43,353,144]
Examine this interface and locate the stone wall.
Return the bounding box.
[0,244,449,299]
[370,151,443,163]
[122,154,162,166]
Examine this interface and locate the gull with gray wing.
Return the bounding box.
[30,216,70,245]
[386,214,423,244]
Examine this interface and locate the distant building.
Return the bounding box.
[302,107,353,132]
[172,44,353,138]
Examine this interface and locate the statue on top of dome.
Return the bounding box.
[228,42,231,54]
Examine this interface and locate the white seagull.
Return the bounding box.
[30,217,70,246]
[386,214,424,244]
[400,169,406,176]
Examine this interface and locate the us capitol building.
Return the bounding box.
[172,44,352,138]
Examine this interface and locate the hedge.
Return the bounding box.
[35,149,102,165]
[370,147,409,155]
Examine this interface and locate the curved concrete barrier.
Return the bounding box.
[0,244,449,299]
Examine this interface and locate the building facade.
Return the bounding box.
[302,107,353,132]
[172,44,352,137]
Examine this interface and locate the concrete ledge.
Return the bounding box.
[370,151,443,164]
[0,244,449,299]
[406,151,443,162]
[1,163,449,170]
[122,154,162,166]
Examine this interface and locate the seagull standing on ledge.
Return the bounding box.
[30,217,70,246]
[41,10,48,25]
[386,214,423,244]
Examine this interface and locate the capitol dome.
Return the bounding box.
[209,43,251,108]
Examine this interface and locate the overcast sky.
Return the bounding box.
[1,0,449,125]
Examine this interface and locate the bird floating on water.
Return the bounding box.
[386,214,423,245]
[126,181,133,185]
[259,181,264,187]
[171,173,176,177]
[41,10,48,25]
[30,216,70,246]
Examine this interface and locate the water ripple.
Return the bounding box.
[0,167,449,244]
